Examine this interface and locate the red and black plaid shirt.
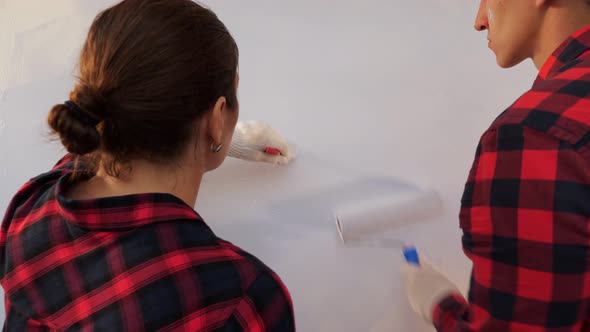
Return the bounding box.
[0,155,295,331]
[433,25,590,331]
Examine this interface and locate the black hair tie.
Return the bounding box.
[63,101,101,127]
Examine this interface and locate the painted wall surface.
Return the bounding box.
[0,1,537,330]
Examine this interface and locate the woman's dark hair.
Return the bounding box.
[47,0,239,175]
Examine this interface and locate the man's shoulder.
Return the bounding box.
[490,65,590,147]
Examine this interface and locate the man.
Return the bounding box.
[404,0,590,330]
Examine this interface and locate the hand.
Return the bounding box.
[402,254,461,323]
[228,121,296,165]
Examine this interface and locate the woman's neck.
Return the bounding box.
[69,159,203,207]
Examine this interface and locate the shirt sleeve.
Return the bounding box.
[218,270,295,332]
[433,123,590,331]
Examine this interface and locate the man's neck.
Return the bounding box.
[532,5,590,70]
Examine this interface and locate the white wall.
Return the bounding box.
[0,1,537,331]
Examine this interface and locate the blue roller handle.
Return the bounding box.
[403,246,420,266]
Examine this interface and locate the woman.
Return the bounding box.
[0,0,295,330]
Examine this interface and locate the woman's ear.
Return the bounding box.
[207,96,227,145]
[534,0,549,8]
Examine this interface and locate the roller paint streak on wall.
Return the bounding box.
[334,189,443,265]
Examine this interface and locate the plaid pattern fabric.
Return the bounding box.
[0,155,295,331]
[433,25,590,331]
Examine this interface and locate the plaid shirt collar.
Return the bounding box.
[55,173,207,231]
[536,24,590,84]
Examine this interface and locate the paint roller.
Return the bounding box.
[334,189,443,265]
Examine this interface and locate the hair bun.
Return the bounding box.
[47,102,101,155]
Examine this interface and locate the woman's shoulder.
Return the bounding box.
[132,221,293,313]
[142,221,283,281]
[150,221,290,292]
[214,237,292,297]
[153,221,283,280]
[2,156,73,228]
[213,238,295,328]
